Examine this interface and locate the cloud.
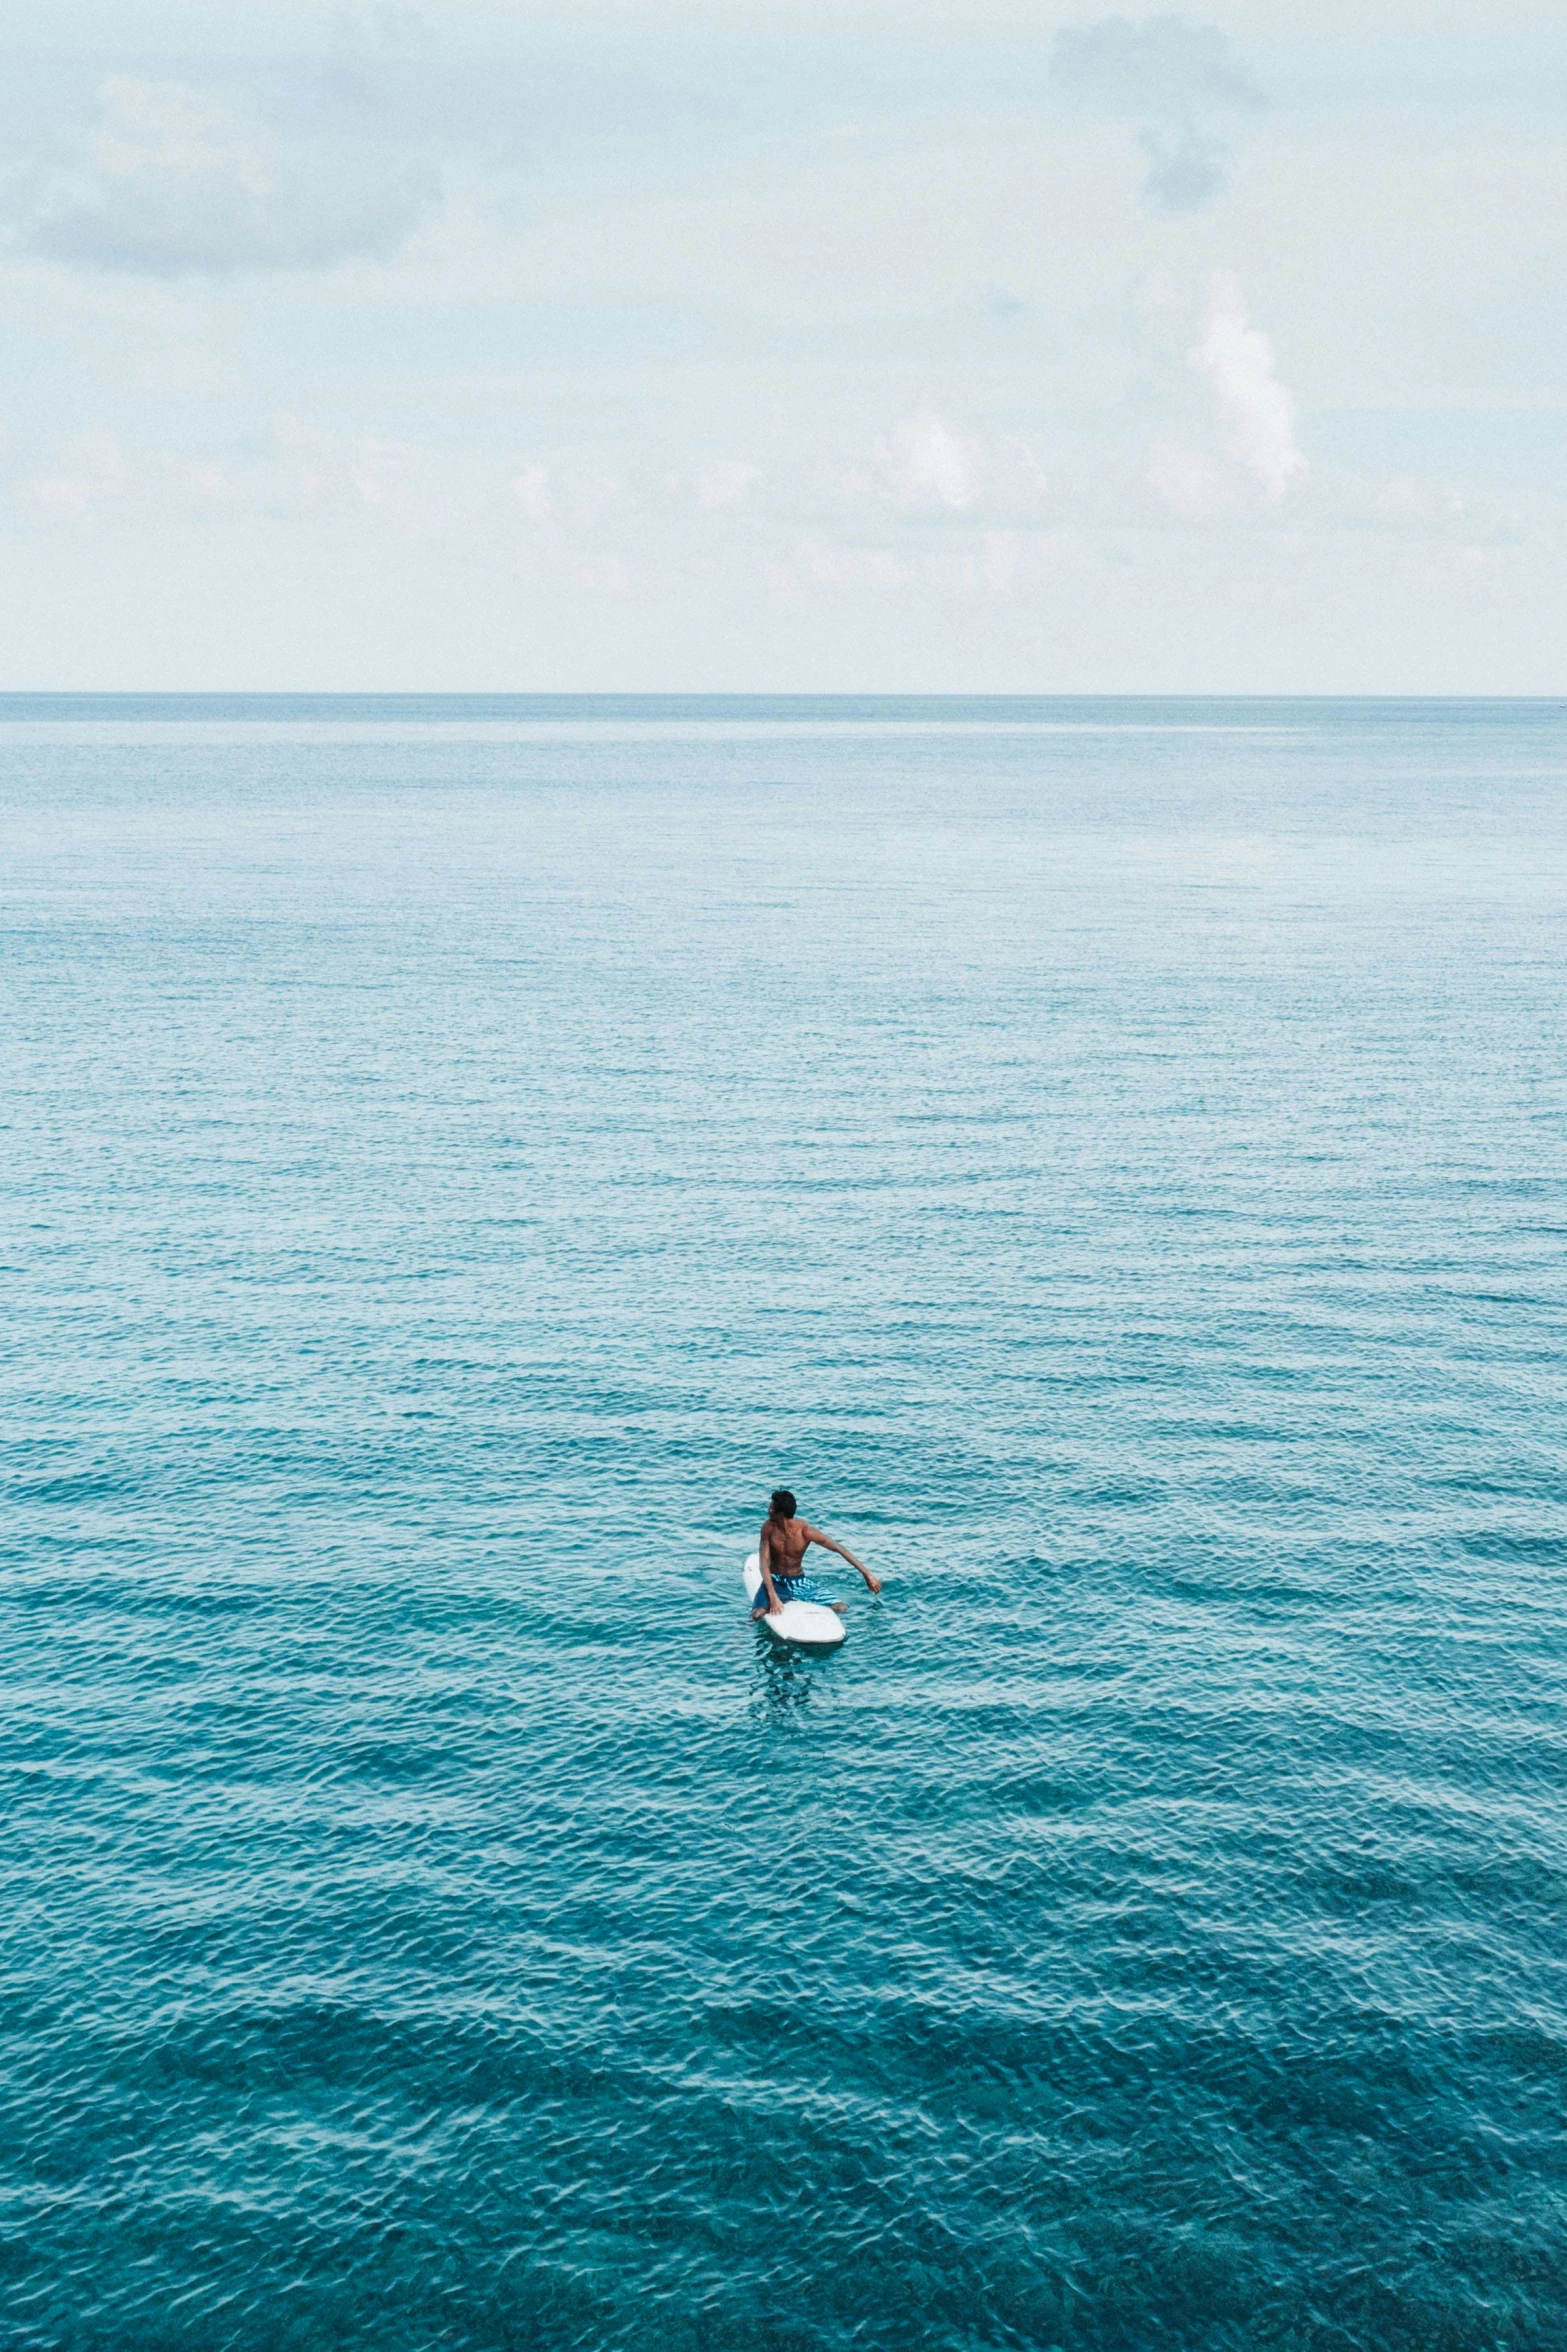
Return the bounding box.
[1369,477,1526,547]
[575,554,630,595]
[800,539,909,590]
[873,410,984,512]
[18,77,438,276]
[1374,477,1466,526]
[1006,439,1050,498]
[511,463,553,522]
[696,458,761,510]
[980,531,1021,594]
[272,417,420,514]
[1136,123,1231,212]
[27,434,129,519]
[345,440,413,508]
[1188,273,1306,501]
[32,475,95,516]
[331,3,438,51]
[1052,14,1261,113]
[959,531,1024,594]
[1147,434,1230,517]
[572,475,621,525]
[1051,14,1262,213]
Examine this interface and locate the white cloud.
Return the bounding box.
[19,76,438,276]
[511,463,553,522]
[346,440,413,508]
[1147,434,1230,518]
[801,538,909,590]
[696,458,761,510]
[33,475,95,516]
[1375,476,1466,525]
[1369,476,1527,548]
[331,3,438,52]
[573,475,621,525]
[28,434,129,518]
[271,417,421,515]
[873,410,983,512]
[1006,439,1050,498]
[981,530,1020,594]
[1051,15,1262,213]
[1188,273,1306,502]
[575,553,630,595]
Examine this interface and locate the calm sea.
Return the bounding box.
[3,698,1564,2351]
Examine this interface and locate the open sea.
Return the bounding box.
[2,695,1564,2352]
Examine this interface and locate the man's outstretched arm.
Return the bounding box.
[805,1524,881,1593]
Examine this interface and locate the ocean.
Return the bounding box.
[3,697,1564,2351]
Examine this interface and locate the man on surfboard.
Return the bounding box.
[753,1489,881,1619]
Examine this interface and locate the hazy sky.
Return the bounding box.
[4,1,1565,690]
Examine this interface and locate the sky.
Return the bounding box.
[3,0,1565,691]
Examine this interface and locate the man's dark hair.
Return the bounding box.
[770,1488,797,1519]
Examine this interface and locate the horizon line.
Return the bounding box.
[0,690,1562,710]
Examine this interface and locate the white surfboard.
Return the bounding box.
[743,1551,846,1647]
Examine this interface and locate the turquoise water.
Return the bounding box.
[3,697,1564,2351]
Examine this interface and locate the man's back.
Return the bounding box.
[760,1513,812,1577]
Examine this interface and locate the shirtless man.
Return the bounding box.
[754,1488,881,1619]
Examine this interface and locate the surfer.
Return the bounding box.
[753,1489,881,1619]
